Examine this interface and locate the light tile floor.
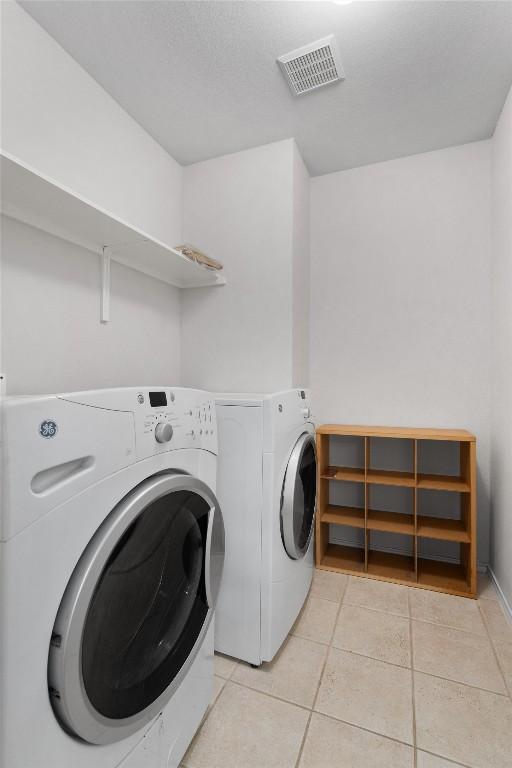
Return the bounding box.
[182,571,512,768]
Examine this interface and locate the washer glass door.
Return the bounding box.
[280,433,317,560]
[48,472,224,745]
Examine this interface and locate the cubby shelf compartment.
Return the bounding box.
[316,424,477,598]
[322,543,365,573]
[321,505,365,528]
[367,510,414,535]
[367,469,415,487]
[321,466,365,483]
[417,559,468,592]
[0,152,226,320]
[417,516,470,543]
[417,474,470,492]
[367,550,416,583]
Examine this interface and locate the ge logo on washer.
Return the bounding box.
[39,420,58,439]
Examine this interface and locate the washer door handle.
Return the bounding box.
[205,502,225,610]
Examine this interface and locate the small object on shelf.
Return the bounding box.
[315,424,477,597]
[174,244,223,271]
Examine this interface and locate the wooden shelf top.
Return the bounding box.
[321,466,365,483]
[367,468,415,487]
[417,516,471,543]
[417,474,470,493]
[367,509,415,535]
[317,424,476,442]
[322,466,470,490]
[321,505,365,528]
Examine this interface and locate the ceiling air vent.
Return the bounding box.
[277,35,345,96]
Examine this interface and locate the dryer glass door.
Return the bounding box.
[48,472,224,745]
[280,433,317,560]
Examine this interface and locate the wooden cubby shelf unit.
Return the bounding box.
[316,425,477,597]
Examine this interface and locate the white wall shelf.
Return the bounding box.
[0,152,226,319]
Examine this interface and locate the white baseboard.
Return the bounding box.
[487,567,512,622]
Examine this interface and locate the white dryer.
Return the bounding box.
[214,389,316,666]
[0,387,224,768]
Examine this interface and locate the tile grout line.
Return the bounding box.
[227,658,510,732]
[344,599,490,638]
[221,595,510,729]
[476,601,512,701]
[292,633,510,698]
[343,598,409,620]
[411,666,509,698]
[292,579,348,768]
[194,578,510,767]
[291,629,335,648]
[329,644,411,671]
[344,596,493,639]
[181,690,421,768]
[408,589,418,768]
[304,706,416,752]
[325,642,509,697]
[226,677,314,715]
[229,653,506,760]
[419,747,474,768]
[296,602,510,697]
[213,580,508,765]
[317,590,501,639]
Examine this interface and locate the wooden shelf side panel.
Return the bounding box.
[316,434,329,565]
[364,437,370,571]
[413,440,418,580]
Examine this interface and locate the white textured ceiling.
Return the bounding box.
[20,0,512,176]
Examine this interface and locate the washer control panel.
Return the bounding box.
[154,421,173,443]
[134,388,217,458]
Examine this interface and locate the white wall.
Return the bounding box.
[1,2,182,246]
[1,2,183,395]
[292,143,311,388]
[311,141,492,564]
[1,217,181,394]
[181,139,299,393]
[490,85,512,607]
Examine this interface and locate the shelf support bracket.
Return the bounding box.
[101,247,111,323]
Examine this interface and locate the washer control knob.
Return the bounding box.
[301,407,311,419]
[155,422,173,443]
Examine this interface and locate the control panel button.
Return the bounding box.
[301,407,311,419]
[155,422,173,443]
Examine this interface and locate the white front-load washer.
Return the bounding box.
[214,389,316,666]
[0,387,224,768]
